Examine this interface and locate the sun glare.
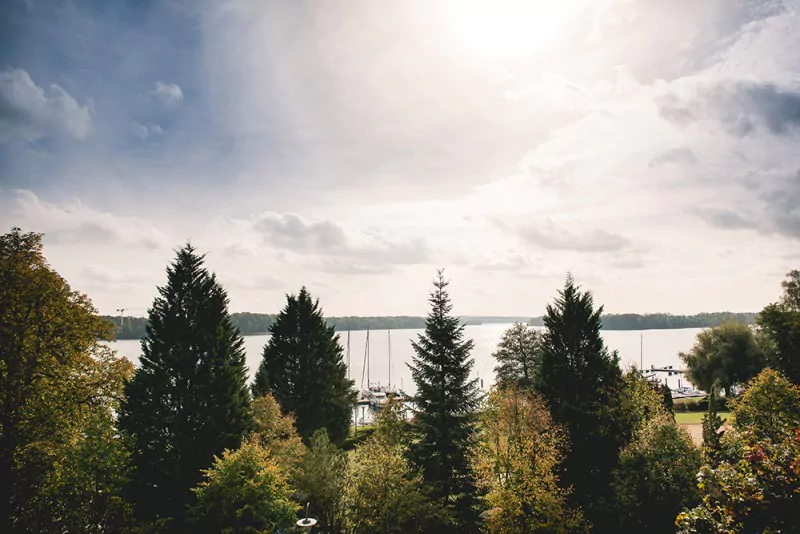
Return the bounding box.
[448,0,577,62]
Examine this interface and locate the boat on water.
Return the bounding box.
[351,329,410,425]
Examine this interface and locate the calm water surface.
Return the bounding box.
[109,324,702,394]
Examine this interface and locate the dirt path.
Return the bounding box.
[682,424,703,446]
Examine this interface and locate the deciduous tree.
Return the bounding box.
[679,321,765,396]
[471,387,584,533]
[0,228,134,532]
[612,414,701,533]
[296,429,348,533]
[190,440,297,533]
[491,322,542,390]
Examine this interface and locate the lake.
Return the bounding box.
[108,324,702,394]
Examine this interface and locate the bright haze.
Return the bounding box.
[1,0,798,317]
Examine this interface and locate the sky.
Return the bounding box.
[1,0,799,317]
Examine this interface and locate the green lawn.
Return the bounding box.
[675,411,730,425]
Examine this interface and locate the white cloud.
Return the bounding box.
[150,81,183,104]
[2,189,171,250]
[0,68,92,142]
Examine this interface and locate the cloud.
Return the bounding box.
[250,211,431,268]
[691,207,758,232]
[132,122,163,140]
[255,213,348,251]
[81,265,156,285]
[0,68,92,142]
[649,147,698,167]
[502,219,632,253]
[150,82,183,104]
[3,189,171,250]
[660,82,800,137]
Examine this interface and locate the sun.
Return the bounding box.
[448,0,578,62]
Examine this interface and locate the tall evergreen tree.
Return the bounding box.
[408,270,481,531]
[536,274,624,530]
[118,245,252,527]
[253,287,355,443]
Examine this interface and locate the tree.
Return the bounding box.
[470,387,585,534]
[728,368,800,443]
[701,385,724,462]
[679,321,765,396]
[612,414,702,533]
[758,270,800,384]
[252,287,355,444]
[118,244,252,527]
[250,394,305,481]
[535,274,624,529]
[344,435,441,533]
[408,270,482,531]
[0,228,134,532]
[676,369,800,532]
[296,429,348,533]
[189,440,297,533]
[491,322,543,390]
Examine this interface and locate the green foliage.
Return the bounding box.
[679,321,766,396]
[491,322,542,390]
[677,369,800,533]
[190,440,297,533]
[702,386,724,462]
[373,395,412,449]
[250,395,305,482]
[253,287,355,444]
[0,228,135,532]
[673,396,729,412]
[118,244,252,527]
[729,368,800,443]
[471,387,585,534]
[757,270,800,384]
[614,369,669,445]
[536,275,624,529]
[408,270,481,531]
[344,434,442,533]
[296,429,348,533]
[612,414,702,532]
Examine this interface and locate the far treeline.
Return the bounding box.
[530,311,757,330]
[103,311,756,340]
[101,313,531,340]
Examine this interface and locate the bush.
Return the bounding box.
[190,440,297,533]
[613,414,702,533]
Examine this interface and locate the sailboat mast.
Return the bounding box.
[640,333,643,371]
[346,330,351,380]
[388,330,392,389]
[367,328,370,387]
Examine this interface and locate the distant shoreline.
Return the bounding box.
[102,312,756,340]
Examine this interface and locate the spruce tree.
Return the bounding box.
[408,270,481,532]
[119,245,252,527]
[253,287,355,444]
[536,274,624,530]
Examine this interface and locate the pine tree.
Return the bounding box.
[701,385,724,462]
[491,322,543,390]
[119,245,252,527]
[536,274,624,529]
[253,287,355,443]
[408,270,481,531]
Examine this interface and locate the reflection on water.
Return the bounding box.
[107,324,703,395]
